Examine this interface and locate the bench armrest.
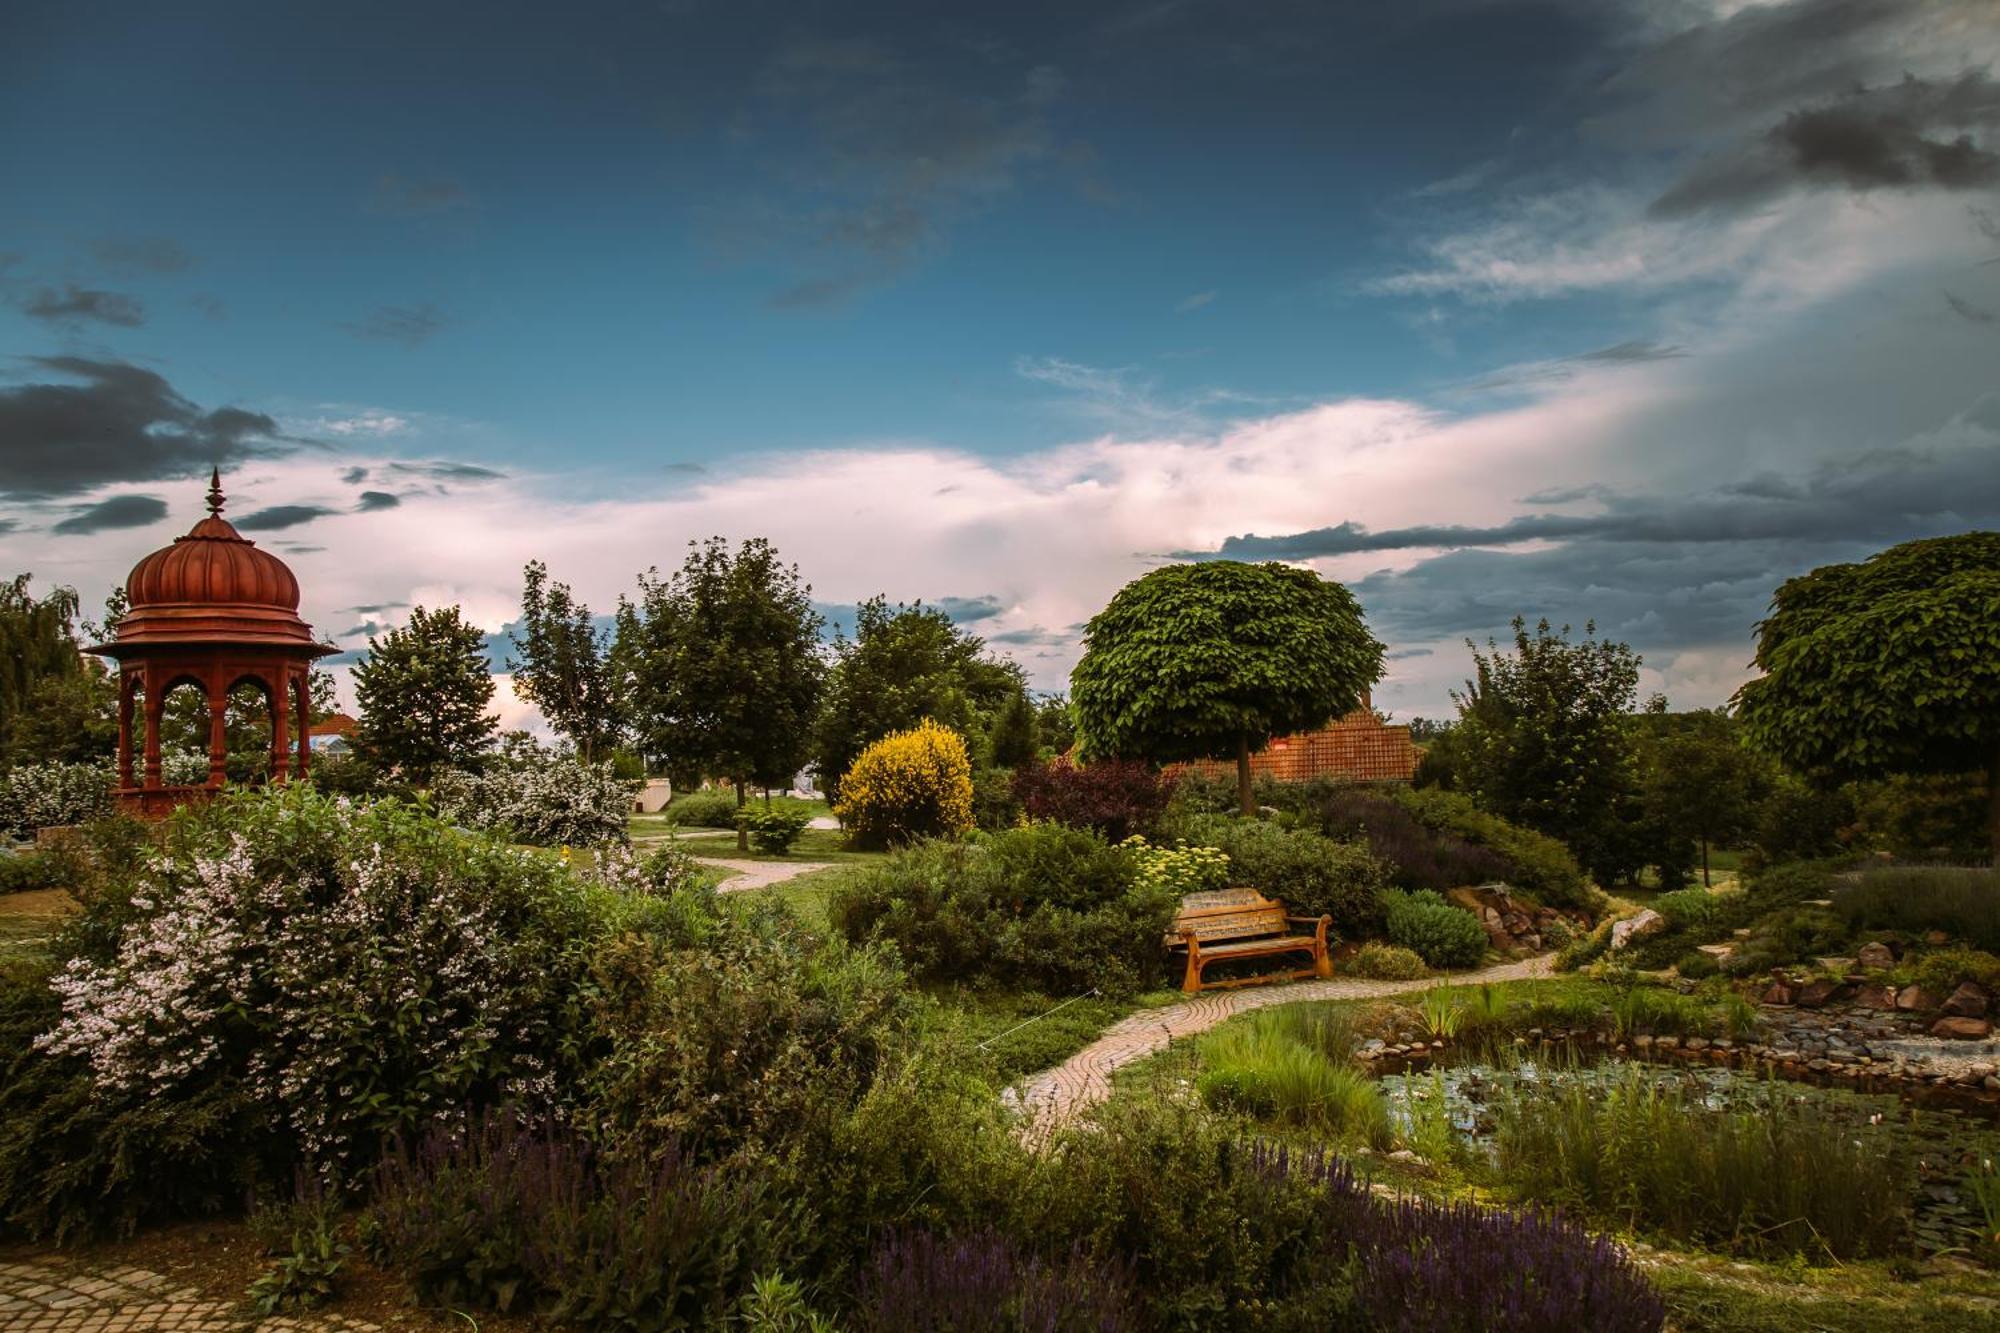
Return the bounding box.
[1286,915,1331,927]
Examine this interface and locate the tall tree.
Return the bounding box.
[988,689,1040,769]
[352,605,499,783]
[1735,531,2000,866]
[812,597,1026,804]
[1034,691,1077,758]
[0,575,86,766]
[620,537,824,850]
[1452,617,1641,869]
[1640,709,1770,886]
[509,561,624,762]
[1071,562,1383,817]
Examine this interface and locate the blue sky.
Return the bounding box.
[4,0,1999,724]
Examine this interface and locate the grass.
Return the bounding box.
[1648,1258,2000,1333]
[630,822,888,867]
[925,987,1145,1084]
[1835,864,2000,953]
[1192,1006,1392,1147]
[1491,1063,1910,1260]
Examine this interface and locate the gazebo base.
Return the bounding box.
[115,785,218,819]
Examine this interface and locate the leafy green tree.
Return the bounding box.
[1,575,86,766]
[1735,532,2000,866]
[352,605,499,783]
[509,561,624,762]
[1035,691,1077,757]
[812,597,1026,804]
[1452,618,1641,873]
[1640,709,1770,885]
[618,537,825,850]
[1071,562,1384,817]
[988,689,1039,769]
[8,667,117,765]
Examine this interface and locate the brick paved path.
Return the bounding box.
[1009,954,1554,1140]
[0,1258,378,1332]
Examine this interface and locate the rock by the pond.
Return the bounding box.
[1896,986,1941,1013]
[1930,1015,1993,1040]
[1794,978,1846,1009]
[1854,984,1899,1010]
[1611,909,1666,950]
[1856,941,1897,970]
[1940,982,1991,1019]
[1761,979,1795,1006]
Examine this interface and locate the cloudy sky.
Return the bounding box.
[3,0,1998,728]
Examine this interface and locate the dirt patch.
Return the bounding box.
[0,889,79,920]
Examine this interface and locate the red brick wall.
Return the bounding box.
[1179,708,1420,784]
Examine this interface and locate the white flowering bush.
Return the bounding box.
[0,762,113,839]
[2,784,612,1236]
[433,753,637,847]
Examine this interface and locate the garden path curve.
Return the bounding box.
[697,857,836,892]
[1009,954,1554,1141]
[0,1257,379,1332]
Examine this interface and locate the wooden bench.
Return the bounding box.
[1167,887,1332,994]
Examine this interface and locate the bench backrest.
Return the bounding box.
[1171,888,1291,945]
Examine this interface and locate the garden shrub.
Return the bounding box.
[831,824,1176,996]
[970,765,1023,833]
[1383,890,1487,969]
[1194,1008,1390,1146]
[1905,947,2000,997]
[668,787,742,828]
[366,1114,774,1326]
[1011,757,1176,842]
[1554,918,1614,971]
[0,785,610,1239]
[1654,887,1721,930]
[1171,814,1391,936]
[837,719,976,850]
[1833,865,2000,952]
[0,761,112,840]
[738,804,812,855]
[0,847,66,894]
[1121,835,1229,898]
[433,751,637,846]
[1344,942,1428,980]
[1676,950,1721,980]
[853,1229,1140,1333]
[1391,787,1592,908]
[1309,786,1509,893]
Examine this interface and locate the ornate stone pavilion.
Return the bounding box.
[88,470,335,816]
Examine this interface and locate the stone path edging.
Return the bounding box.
[1009,954,1554,1139]
[0,1258,379,1332]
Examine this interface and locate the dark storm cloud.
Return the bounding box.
[1468,340,1686,391]
[937,594,1005,623]
[235,504,339,531]
[1945,290,1996,324]
[340,303,447,346]
[1386,647,1433,661]
[0,356,290,498]
[384,459,504,483]
[342,466,370,484]
[87,236,194,275]
[22,284,146,328]
[343,601,408,615]
[988,625,1071,647]
[0,519,16,536]
[1652,71,2000,217]
[355,490,401,511]
[50,494,168,535]
[1576,340,1685,364]
[1519,483,1614,505]
[370,174,474,215]
[738,37,1063,307]
[663,461,708,475]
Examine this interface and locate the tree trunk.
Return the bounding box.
[735,776,748,853]
[1989,743,2000,871]
[1700,836,1711,888]
[1238,732,1254,819]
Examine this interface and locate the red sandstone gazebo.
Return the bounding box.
[88,470,336,816]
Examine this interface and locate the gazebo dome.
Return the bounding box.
[97,470,328,654]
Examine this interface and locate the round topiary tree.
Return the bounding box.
[1734,532,2000,866]
[834,717,976,849]
[1071,562,1385,817]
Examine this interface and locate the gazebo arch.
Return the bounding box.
[88,470,335,817]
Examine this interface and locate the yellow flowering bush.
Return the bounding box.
[1121,835,1230,899]
[835,719,975,849]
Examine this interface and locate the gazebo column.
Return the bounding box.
[141,667,164,790]
[116,673,135,789]
[269,675,291,784]
[206,674,229,788]
[293,671,312,780]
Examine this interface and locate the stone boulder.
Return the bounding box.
[1793,978,1847,1009]
[1760,979,1795,1007]
[1895,986,1941,1013]
[1856,941,1897,971]
[1941,982,1991,1019]
[1931,1016,1994,1041]
[1610,909,1666,951]
[1853,984,1899,1010]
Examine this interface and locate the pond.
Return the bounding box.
[1379,1057,2000,1256]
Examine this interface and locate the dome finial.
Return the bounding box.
[207,466,224,518]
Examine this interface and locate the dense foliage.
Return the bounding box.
[1383,890,1488,969]
[1735,532,2000,864]
[0,576,95,769]
[813,597,1030,805]
[1072,563,1383,816]
[835,719,976,850]
[1011,756,1177,842]
[433,744,638,846]
[510,561,626,763]
[0,761,113,839]
[351,604,499,783]
[831,824,1177,996]
[1170,814,1391,937]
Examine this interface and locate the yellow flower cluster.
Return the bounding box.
[834,718,976,848]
